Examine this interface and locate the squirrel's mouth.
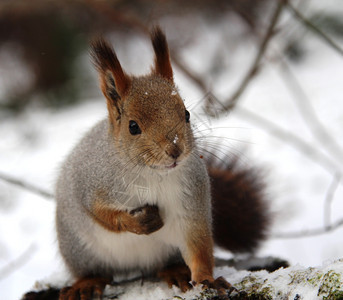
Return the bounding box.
[148,152,190,171]
[165,161,178,169]
[149,160,180,171]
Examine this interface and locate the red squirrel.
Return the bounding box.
[23,27,270,300]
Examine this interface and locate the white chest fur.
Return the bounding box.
[83,166,189,273]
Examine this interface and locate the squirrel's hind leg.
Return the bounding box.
[59,276,111,300]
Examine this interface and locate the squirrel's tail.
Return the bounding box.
[207,156,271,253]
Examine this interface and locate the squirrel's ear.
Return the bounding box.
[151,26,173,82]
[90,38,131,117]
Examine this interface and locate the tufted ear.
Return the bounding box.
[90,38,131,121]
[151,26,174,82]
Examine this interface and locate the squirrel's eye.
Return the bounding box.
[185,110,190,123]
[129,120,141,135]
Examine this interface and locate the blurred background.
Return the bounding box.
[1,0,343,299]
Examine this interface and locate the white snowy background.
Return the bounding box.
[1,1,343,299]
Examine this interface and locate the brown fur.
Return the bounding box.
[185,227,214,284]
[59,276,111,300]
[151,26,173,81]
[90,32,193,166]
[158,263,192,292]
[201,277,235,299]
[22,288,59,300]
[208,158,270,253]
[90,38,131,133]
[88,199,164,235]
[90,38,131,97]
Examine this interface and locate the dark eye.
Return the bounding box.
[129,120,141,135]
[185,110,190,123]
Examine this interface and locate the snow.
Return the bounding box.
[1,2,343,299]
[173,134,179,144]
[26,260,343,299]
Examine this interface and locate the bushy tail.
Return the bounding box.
[207,157,271,253]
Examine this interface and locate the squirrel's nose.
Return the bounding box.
[165,146,182,160]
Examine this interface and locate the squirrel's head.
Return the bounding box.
[90,27,194,171]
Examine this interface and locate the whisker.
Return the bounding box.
[195,135,255,145]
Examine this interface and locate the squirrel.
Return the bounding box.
[24,27,270,300]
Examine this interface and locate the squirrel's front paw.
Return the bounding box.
[201,277,236,300]
[129,204,164,234]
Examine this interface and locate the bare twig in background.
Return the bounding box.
[234,106,342,177]
[287,2,343,57]
[0,243,37,280]
[0,172,53,199]
[174,54,343,178]
[272,218,343,239]
[171,54,208,92]
[83,0,149,35]
[273,171,341,239]
[324,173,341,228]
[219,0,286,113]
[276,57,343,164]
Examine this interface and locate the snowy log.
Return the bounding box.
[27,259,343,300]
[215,259,343,299]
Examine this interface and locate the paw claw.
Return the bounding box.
[201,279,211,288]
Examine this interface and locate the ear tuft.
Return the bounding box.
[90,38,130,98]
[151,26,173,82]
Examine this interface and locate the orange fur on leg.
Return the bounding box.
[185,227,214,284]
[184,227,234,299]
